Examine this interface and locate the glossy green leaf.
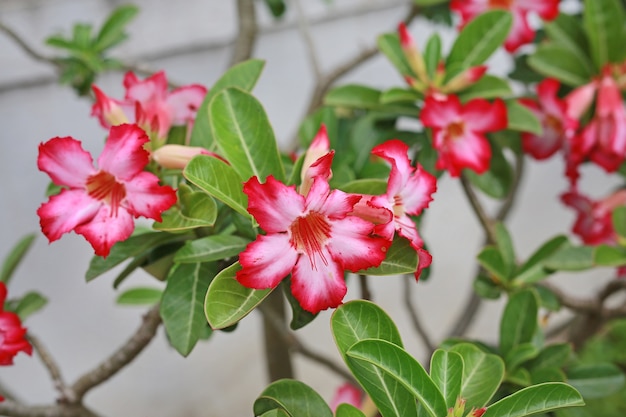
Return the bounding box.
[447,10,512,72]
[335,403,366,417]
[506,100,542,135]
[332,301,417,417]
[360,237,418,276]
[116,287,162,306]
[380,88,421,104]
[174,234,249,264]
[183,155,250,218]
[13,291,47,321]
[450,343,505,409]
[423,33,442,78]
[1,233,36,284]
[544,14,591,69]
[505,343,539,371]
[430,349,463,408]
[154,191,217,232]
[534,285,561,312]
[473,274,502,300]
[567,363,625,399]
[259,409,290,417]
[210,87,285,182]
[205,262,271,329]
[190,59,265,148]
[263,0,286,18]
[340,179,388,196]
[583,0,626,70]
[347,339,447,417]
[543,246,594,271]
[514,236,569,284]
[482,383,584,417]
[94,5,138,51]
[161,262,217,356]
[325,85,382,110]
[378,33,413,76]
[613,206,626,238]
[495,223,516,277]
[500,290,538,357]
[477,246,509,282]
[458,75,513,102]
[254,379,332,417]
[413,0,448,5]
[507,367,533,386]
[530,368,567,385]
[527,344,572,371]
[528,44,592,87]
[594,245,626,266]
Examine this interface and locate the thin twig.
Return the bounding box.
[0,21,60,66]
[403,276,435,354]
[70,305,162,400]
[459,172,497,244]
[27,334,71,402]
[496,152,525,221]
[293,0,323,81]
[258,303,356,384]
[359,274,372,301]
[230,0,258,67]
[0,400,101,417]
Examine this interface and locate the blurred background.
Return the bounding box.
[0,0,616,416]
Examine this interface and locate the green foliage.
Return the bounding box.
[174,234,250,264]
[116,287,162,306]
[153,185,218,232]
[482,383,584,417]
[430,350,463,408]
[583,0,626,69]
[11,291,48,321]
[1,233,36,285]
[500,290,539,358]
[359,237,419,276]
[254,379,333,417]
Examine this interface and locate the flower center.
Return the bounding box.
[545,113,564,134]
[445,121,465,140]
[289,211,331,267]
[488,0,513,8]
[393,195,405,218]
[85,170,126,216]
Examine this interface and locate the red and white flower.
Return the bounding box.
[236,171,391,313]
[37,124,177,257]
[420,95,507,177]
[0,283,32,370]
[330,383,363,412]
[91,71,207,147]
[519,78,578,160]
[450,0,560,53]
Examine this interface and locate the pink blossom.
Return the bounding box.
[519,78,578,160]
[37,124,177,257]
[151,144,217,170]
[420,95,508,177]
[450,0,560,53]
[91,71,207,146]
[0,283,32,367]
[236,171,391,313]
[330,383,363,412]
[300,125,333,197]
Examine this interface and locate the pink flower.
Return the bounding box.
[91,71,207,146]
[236,172,391,313]
[561,189,626,245]
[519,78,578,160]
[37,124,177,257]
[330,383,363,412]
[450,0,560,53]
[356,140,437,280]
[420,95,508,177]
[0,283,32,367]
[300,125,333,197]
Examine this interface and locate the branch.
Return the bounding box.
[359,275,372,301]
[403,276,435,354]
[459,172,497,244]
[70,305,162,400]
[27,334,71,402]
[0,400,101,417]
[230,0,258,67]
[293,0,323,81]
[496,152,525,221]
[0,21,60,66]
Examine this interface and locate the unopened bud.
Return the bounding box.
[472,407,487,417]
[152,144,215,169]
[398,22,429,85]
[442,65,487,93]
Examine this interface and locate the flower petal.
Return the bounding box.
[244,176,305,233]
[74,205,135,257]
[97,124,150,181]
[124,71,168,103]
[421,95,463,128]
[38,189,101,242]
[38,137,95,188]
[372,139,413,198]
[328,216,390,272]
[91,85,133,127]
[311,182,361,220]
[291,247,346,313]
[462,98,508,133]
[167,84,208,124]
[435,130,492,177]
[401,164,437,216]
[237,233,298,289]
[123,172,177,221]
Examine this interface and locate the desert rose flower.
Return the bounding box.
[37,124,177,257]
[519,78,578,160]
[330,383,363,412]
[236,172,391,313]
[420,94,507,177]
[300,125,333,196]
[450,0,560,53]
[151,144,219,170]
[0,283,32,368]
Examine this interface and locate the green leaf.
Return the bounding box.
[527,344,572,372]
[254,379,333,417]
[477,246,509,282]
[94,5,139,51]
[594,245,626,266]
[482,383,585,417]
[380,88,421,104]
[514,236,569,285]
[449,343,505,410]
[567,363,625,399]
[507,100,542,136]
[331,300,417,417]
[339,179,388,196]
[458,75,513,102]
[465,140,513,199]
[263,0,286,18]
[613,206,626,238]
[190,59,265,148]
[259,410,290,417]
[505,343,540,371]
[530,368,567,384]
[347,339,448,417]
[500,290,538,357]
[543,246,595,271]
[507,367,533,387]
[161,262,217,356]
[13,291,47,321]
[325,85,382,110]
[360,237,418,276]
[174,234,249,264]
[116,287,162,306]
[153,190,217,232]
[282,279,317,330]
[495,223,516,277]
[378,33,413,76]
[85,231,186,281]
[183,155,250,218]
[210,87,285,182]
[473,274,502,300]
[423,33,442,78]
[447,10,513,72]
[205,262,271,329]
[528,43,593,87]
[430,349,463,409]
[544,14,591,70]
[1,234,36,284]
[335,403,366,417]
[583,0,626,69]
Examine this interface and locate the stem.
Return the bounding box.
[0,400,101,417]
[359,275,372,301]
[403,276,435,354]
[27,334,71,402]
[459,172,496,244]
[230,0,258,67]
[261,290,295,381]
[293,0,322,81]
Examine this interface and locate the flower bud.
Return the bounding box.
[152,144,214,169]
